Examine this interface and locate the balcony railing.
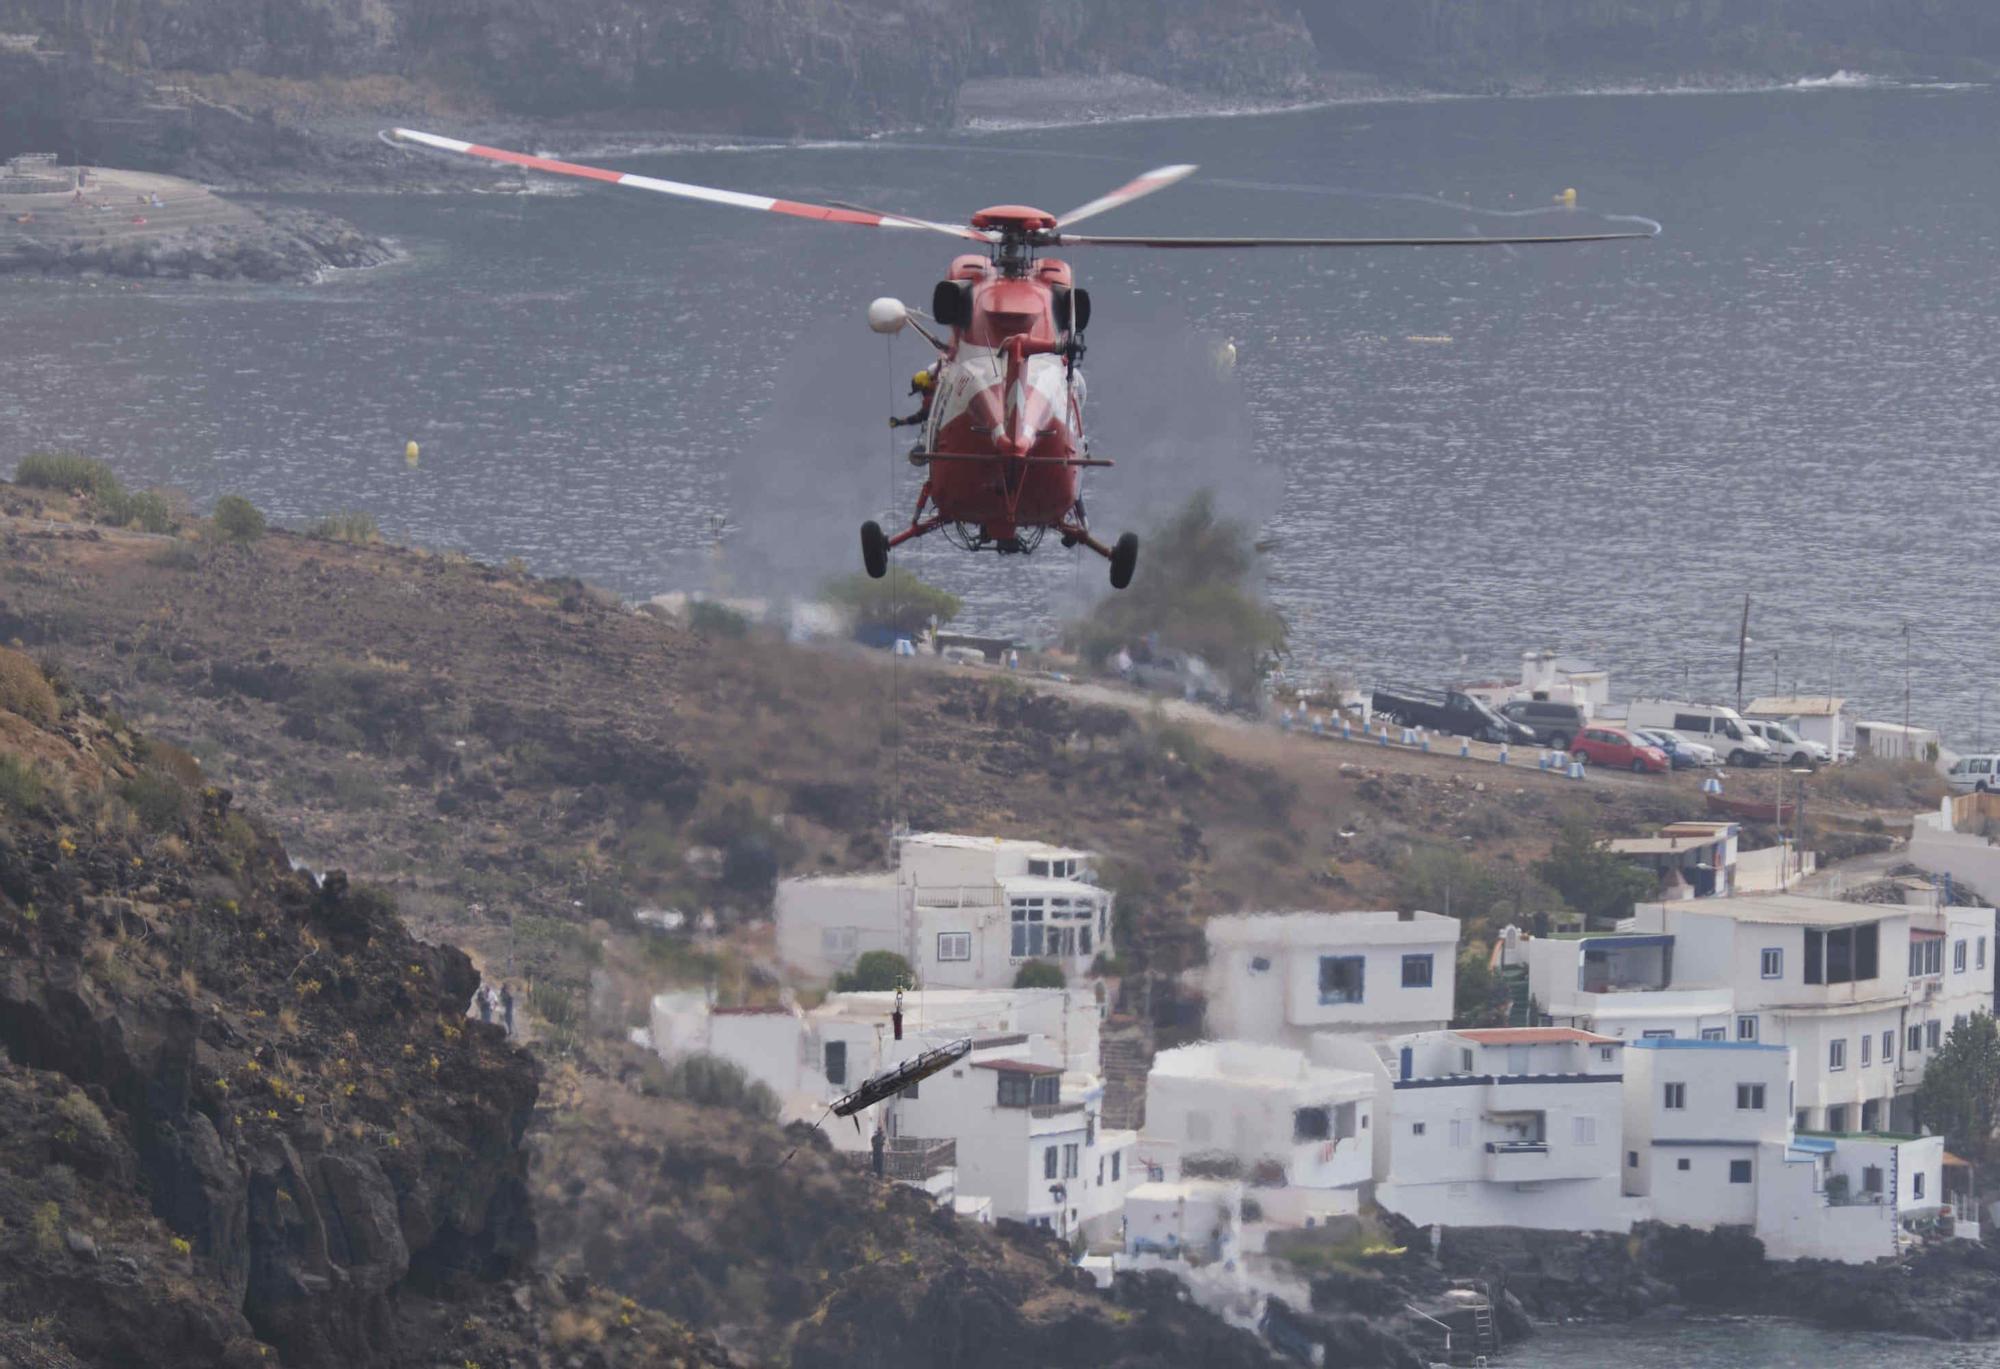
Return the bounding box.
[1485,1141,1549,1156]
[845,1137,957,1182]
[1031,1102,1086,1119]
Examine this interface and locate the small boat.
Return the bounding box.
[1706,792,1796,824]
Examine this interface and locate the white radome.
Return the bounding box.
[866,297,909,335]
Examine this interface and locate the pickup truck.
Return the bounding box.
[1369,686,1536,744]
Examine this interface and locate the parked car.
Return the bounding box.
[1370,685,1535,743]
[1744,719,1830,768]
[1946,755,2000,794]
[1571,725,1670,773]
[1626,699,1775,766]
[1631,727,1711,770]
[1498,699,1588,750]
[1132,650,1228,706]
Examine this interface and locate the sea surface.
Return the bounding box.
[1521,1316,1997,1367]
[1,79,1995,742]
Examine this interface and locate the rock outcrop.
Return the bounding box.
[0,650,723,1365]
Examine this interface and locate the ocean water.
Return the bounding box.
[1,81,1994,742]
[1521,1316,1997,1367]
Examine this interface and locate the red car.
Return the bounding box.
[1571,726,1670,773]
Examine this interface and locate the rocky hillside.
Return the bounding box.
[0,646,728,1366]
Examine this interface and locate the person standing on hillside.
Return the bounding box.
[500,984,515,1037]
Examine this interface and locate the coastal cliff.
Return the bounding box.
[7,0,1997,186]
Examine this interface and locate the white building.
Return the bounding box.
[1853,720,1941,764]
[1528,932,1737,1041]
[895,1037,1138,1242]
[1745,696,1853,760]
[1621,1037,1945,1263]
[1374,1028,1634,1231]
[1140,1041,1376,1225]
[1122,1179,1242,1263]
[1909,794,2000,905]
[1465,651,1609,712]
[1204,910,1460,1048]
[775,832,1111,990]
[1625,895,1995,1134]
[1605,821,1741,900]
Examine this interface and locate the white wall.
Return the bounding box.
[1144,1043,1375,1190]
[1205,913,1459,1047]
[1909,807,2000,907]
[775,876,902,980]
[1377,1175,1636,1232]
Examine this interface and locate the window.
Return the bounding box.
[1319,955,1365,1005]
[1861,1034,1871,1066]
[1920,939,1944,975]
[1914,1172,1926,1200]
[1956,940,1969,973]
[1293,1107,1331,1142]
[1412,1121,1427,1137]
[1677,1157,1692,1172]
[1111,1152,1121,1182]
[1249,955,1272,974]
[1805,924,1879,985]
[1063,1143,1079,1179]
[1910,941,1924,977]
[1032,1076,1058,1106]
[1795,1110,1809,1132]
[998,1073,1031,1107]
[1737,1016,1758,1042]
[900,1079,920,1100]
[821,927,858,958]
[1086,1118,1094,1147]
[1828,1105,1848,1133]
[1829,1039,1846,1071]
[1627,1151,1639,1169]
[824,1041,848,1086]
[1460,1049,1476,1074]
[1729,1160,1753,1184]
[1909,1024,1924,1053]
[1642,1029,1676,1040]
[1599,1047,1616,1062]
[1573,1116,1597,1145]
[1664,1083,1687,1110]
[1761,948,1783,979]
[1097,1157,1104,1185]
[1401,953,1435,989]
[1010,899,1045,957]
[1885,1030,1896,1061]
[1928,1020,1942,1050]
[1701,1027,1727,1041]
[936,931,971,962]
[1044,1146,1058,1180]
[1736,1083,1766,1110]
[1982,937,1989,971]
[1862,1166,1883,1194]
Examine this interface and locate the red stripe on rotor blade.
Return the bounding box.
[768,199,885,226]
[463,143,625,184]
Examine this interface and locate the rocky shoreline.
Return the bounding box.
[0,202,396,283]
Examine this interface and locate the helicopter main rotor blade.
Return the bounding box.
[1055,164,1199,228]
[1051,228,1661,249]
[385,128,993,242]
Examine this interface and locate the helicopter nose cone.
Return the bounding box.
[866,297,909,334]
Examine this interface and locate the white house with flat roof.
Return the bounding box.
[1140,1041,1376,1226]
[775,832,1112,990]
[1528,932,1737,1041]
[1621,895,1995,1135]
[1605,821,1740,900]
[1622,1037,1944,1262]
[1204,910,1460,1048]
[1374,1028,1635,1231]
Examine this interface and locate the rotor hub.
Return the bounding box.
[970,204,1058,234]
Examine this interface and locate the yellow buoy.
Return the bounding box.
[404,440,420,466]
[1556,188,1578,208]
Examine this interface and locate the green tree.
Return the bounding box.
[1013,960,1065,989]
[1396,845,1564,937]
[1452,943,1512,1028]
[212,494,266,544]
[824,568,961,639]
[1068,492,1287,695]
[1532,824,1658,928]
[1917,1012,2000,1156]
[834,950,913,993]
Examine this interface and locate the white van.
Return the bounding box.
[1744,719,1831,768]
[1946,755,2000,794]
[1626,700,1775,767]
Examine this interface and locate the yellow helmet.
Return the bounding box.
[911,369,935,392]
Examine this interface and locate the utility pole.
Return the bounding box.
[1902,621,1912,735]
[1772,651,1780,698]
[1734,594,1751,713]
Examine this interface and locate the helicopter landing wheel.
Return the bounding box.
[1109,532,1139,590]
[861,521,889,580]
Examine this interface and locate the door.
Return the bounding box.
[1400,1046,1414,1082]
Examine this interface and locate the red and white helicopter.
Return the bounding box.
[387,128,1655,589]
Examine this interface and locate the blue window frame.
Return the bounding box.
[1401,953,1434,989]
